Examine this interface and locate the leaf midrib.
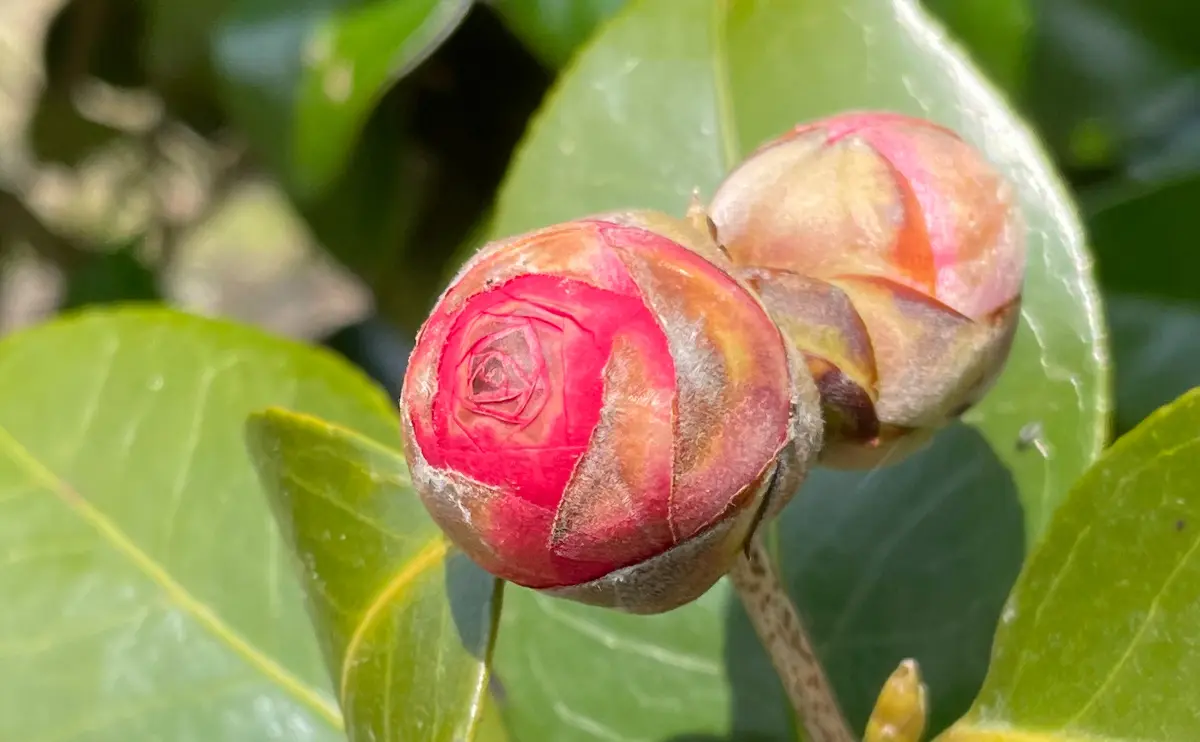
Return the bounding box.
[0,422,344,730]
[337,537,448,704]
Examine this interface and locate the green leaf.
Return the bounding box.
[773,424,1026,736]
[490,0,628,68]
[1108,293,1200,436]
[940,386,1200,742]
[213,0,471,196]
[922,0,1031,95]
[494,583,763,741]
[0,306,398,740]
[494,427,1027,742]
[1086,175,1200,304]
[476,693,512,742]
[246,408,502,742]
[486,0,1109,739]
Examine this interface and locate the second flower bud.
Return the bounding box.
[710,111,1026,467]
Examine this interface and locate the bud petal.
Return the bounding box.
[400,210,821,613]
[710,111,1026,467]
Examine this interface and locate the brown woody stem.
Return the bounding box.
[730,536,856,742]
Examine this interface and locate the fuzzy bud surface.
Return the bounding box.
[400,210,822,613]
[709,111,1026,467]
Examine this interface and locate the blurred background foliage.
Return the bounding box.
[0,0,1195,433]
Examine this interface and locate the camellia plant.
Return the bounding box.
[396,109,1027,742]
[6,2,1200,742]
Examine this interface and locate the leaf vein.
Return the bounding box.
[339,536,448,704]
[0,422,343,729]
[1061,515,1200,729]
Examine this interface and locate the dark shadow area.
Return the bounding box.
[445,550,505,660]
[1106,293,1200,438]
[321,316,414,399]
[722,422,1026,739]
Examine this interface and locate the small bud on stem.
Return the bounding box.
[710,111,1026,466]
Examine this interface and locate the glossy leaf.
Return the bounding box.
[772,425,1025,737]
[0,307,400,740]
[941,386,1200,742]
[213,0,471,196]
[247,408,502,742]
[493,583,756,741]
[486,0,1108,739]
[490,0,628,68]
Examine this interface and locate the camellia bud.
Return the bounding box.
[400,209,822,613]
[709,111,1026,467]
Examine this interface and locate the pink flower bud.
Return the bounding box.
[400,210,822,613]
[709,111,1026,467]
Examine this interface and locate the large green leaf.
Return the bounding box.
[493,583,766,741]
[213,0,471,196]
[486,0,1108,739]
[491,426,1027,742]
[941,386,1200,741]
[246,408,503,742]
[773,424,1025,736]
[0,306,399,740]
